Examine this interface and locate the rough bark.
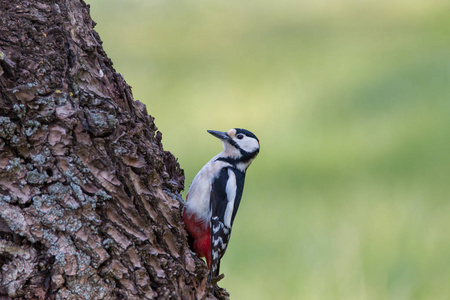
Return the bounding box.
[0,0,228,299]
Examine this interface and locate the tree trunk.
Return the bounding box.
[0,0,228,299]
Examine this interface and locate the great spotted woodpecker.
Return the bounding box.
[183,128,260,282]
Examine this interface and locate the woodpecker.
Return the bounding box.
[183,128,260,281]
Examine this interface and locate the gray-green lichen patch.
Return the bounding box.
[101,238,113,249]
[0,116,17,139]
[40,205,65,225]
[63,168,82,186]
[24,120,41,137]
[113,146,127,155]
[11,135,20,145]
[13,103,26,119]
[34,182,79,211]
[26,169,49,185]
[65,196,80,210]
[64,275,108,300]
[2,195,12,203]
[70,183,85,202]
[32,195,45,210]
[34,198,83,233]
[47,182,80,210]
[33,194,59,211]
[55,90,69,105]
[95,190,112,202]
[36,96,56,122]
[55,251,66,267]
[32,154,46,165]
[75,250,92,277]
[85,109,118,136]
[6,158,22,173]
[42,229,58,245]
[52,212,83,233]
[1,195,20,205]
[64,216,83,233]
[48,182,72,195]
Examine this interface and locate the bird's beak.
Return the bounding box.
[207,130,230,141]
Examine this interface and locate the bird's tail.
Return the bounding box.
[209,217,230,279]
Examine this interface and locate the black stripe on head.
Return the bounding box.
[216,149,259,170]
[227,138,243,152]
[235,128,259,142]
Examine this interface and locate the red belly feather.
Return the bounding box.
[183,210,212,269]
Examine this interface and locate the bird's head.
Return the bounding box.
[208,128,259,169]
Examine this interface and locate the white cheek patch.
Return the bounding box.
[239,137,260,153]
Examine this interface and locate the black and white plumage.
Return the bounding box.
[183,128,260,281]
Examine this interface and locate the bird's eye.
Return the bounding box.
[236,134,244,140]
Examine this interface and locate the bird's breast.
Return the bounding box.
[185,159,230,221]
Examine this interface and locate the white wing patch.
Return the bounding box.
[223,169,237,228]
[212,222,221,233]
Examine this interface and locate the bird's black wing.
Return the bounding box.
[229,168,245,226]
[209,167,246,279]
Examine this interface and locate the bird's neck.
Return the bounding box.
[215,155,254,173]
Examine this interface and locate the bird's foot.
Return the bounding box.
[210,273,225,286]
[208,273,225,297]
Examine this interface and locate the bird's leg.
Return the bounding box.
[207,272,225,296]
[207,271,224,285]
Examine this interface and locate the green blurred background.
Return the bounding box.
[89,1,450,299]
